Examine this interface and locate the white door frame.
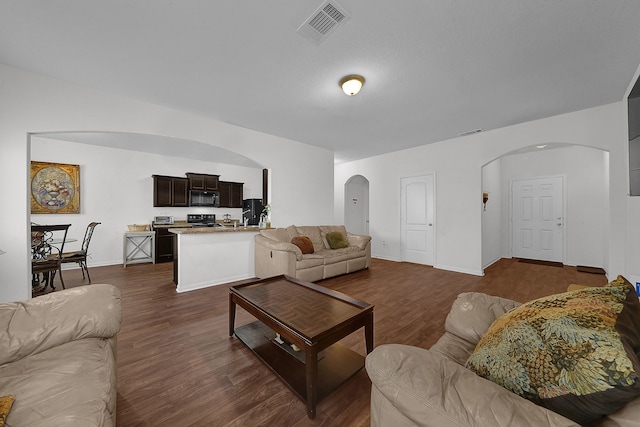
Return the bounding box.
[400,174,435,266]
[509,175,566,262]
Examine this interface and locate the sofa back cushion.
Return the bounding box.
[445,292,520,345]
[260,228,291,243]
[294,226,325,252]
[0,284,121,366]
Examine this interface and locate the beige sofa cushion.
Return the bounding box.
[444,292,520,345]
[259,228,291,243]
[0,338,116,427]
[0,284,121,366]
[294,226,325,252]
[317,247,364,264]
[367,343,579,427]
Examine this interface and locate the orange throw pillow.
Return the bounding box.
[291,236,314,254]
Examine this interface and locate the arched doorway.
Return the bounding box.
[481,144,609,271]
[344,175,369,235]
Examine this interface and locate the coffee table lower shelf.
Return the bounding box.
[234,321,365,404]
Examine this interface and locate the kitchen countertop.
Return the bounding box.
[169,226,266,234]
[152,221,190,228]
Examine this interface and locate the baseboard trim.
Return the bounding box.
[482,256,502,270]
[371,255,401,262]
[434,264,484,277]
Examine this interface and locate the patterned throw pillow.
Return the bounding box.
[0,395,14,427]
[291,236,314,254]
[326,231,348,249]
[466,276,640,424]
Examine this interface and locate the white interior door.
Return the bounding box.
[401,175,434,265]
[344,175,369,235]
[511,176,563,262]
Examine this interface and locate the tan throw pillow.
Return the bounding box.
[291,236,314,254]
[466,276,640,424]
[0,395,14,427]
[326,231,348,249]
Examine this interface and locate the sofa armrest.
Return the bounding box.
[0,284,121,366]
[444,292,520,344]
[347,233,371,249]
[255,234,302,260]
[366,344,578,427]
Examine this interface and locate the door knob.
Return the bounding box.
[428,223,433,226]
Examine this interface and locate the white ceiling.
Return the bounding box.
[3,1,640,163]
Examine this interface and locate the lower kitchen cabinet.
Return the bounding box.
[154,227,175,263]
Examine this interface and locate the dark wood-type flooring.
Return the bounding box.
[53,258,607,426]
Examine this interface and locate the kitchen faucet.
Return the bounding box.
[242,209,251,227]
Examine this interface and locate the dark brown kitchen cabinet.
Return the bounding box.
[219,181,243,208]
[173,178,189,206]
[152,175,189,207]
[186,173,219,191]
[154,227,175,263]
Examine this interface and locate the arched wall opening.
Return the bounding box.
[28,131,269,272]
[481,143,609,272]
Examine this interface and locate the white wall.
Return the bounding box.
[481,158,502,268]
[499,146,609,268]
[31,137,264,266]
[0,64,335,303]
[335,102,627,278]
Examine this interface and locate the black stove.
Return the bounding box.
[187,214,217,227]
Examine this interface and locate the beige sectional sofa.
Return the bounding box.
[254,225,371,282]
[366,291,640,427]
[0,284,121,426]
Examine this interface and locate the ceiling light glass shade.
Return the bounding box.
[339,75,365,96]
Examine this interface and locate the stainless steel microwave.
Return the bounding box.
[189,190,220,207]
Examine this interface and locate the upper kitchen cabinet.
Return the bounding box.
[186,173,219,191]
[219,181,243,208]
[153,175,189,207]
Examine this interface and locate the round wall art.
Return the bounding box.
[30,161,80,214]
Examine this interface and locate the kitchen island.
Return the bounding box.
[169,226,263,292]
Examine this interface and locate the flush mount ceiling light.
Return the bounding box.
[339,74,365,96]
[537,144,547,149]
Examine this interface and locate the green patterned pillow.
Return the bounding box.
[466,276,640,424]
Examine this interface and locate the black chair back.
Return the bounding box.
[81,222,101,253]
[31,224,71,291]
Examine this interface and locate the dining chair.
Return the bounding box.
[31,224,71,292]
[62,222,100,283]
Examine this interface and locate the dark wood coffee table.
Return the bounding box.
[229,275,374,419]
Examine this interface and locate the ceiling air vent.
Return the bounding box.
[297,1,351,44]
